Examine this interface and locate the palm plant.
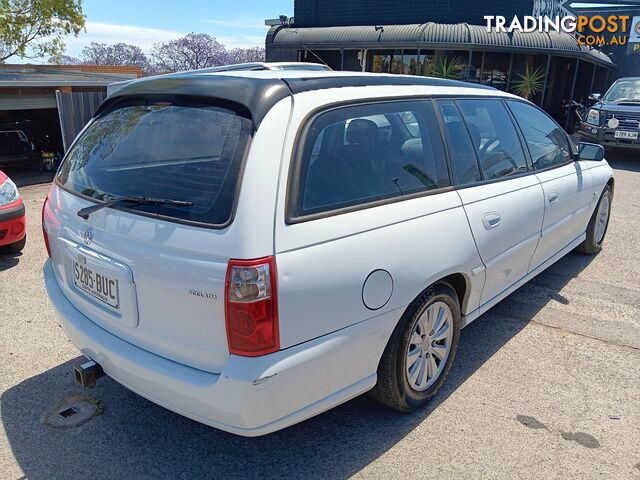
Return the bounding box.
[433,57,462,80]
[512,65,546,100]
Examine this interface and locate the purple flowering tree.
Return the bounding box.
[227,46,266,64]
[150,33,231,73]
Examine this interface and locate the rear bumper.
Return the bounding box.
[0,202,26,247]
[578,124,640,150]
[44,260,389,436]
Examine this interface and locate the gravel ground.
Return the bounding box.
[1,151,639,480]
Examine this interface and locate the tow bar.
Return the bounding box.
[73,360,105,388]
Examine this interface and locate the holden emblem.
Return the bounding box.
[83,228,94,245]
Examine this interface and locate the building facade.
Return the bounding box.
[266,0,622,129]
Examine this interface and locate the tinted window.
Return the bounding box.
[0,131,28,155]
[507,101,573,170]
[437,101,481,185]
[294,101,449,216]
[57,97,252,226]
[456,99,528,180]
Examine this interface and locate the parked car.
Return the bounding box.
[578,76,640,150]
[43,70,614,436]
[0,128,38,169]
[0,170,26,254]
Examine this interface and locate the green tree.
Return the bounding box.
[0,0,85,63]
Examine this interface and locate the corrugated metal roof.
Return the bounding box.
[272,23,614,67]
[423,23,471,44]
[0,68,138,87]
[512,31,552,49]
[467,25,511,47]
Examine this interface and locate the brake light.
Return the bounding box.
[42,197,51,257]
[225,256,279,356]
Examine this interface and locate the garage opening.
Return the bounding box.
[0,108,64,167]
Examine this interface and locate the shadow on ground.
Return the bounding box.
[1,251,596,480]
[0,165,54,188]
[604,148,639,173]
[0,251,22,272]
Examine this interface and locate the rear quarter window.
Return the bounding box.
[289,100,450,219]
[57,97,253,227]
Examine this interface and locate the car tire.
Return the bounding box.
[370,282,461,412]
[0,235,26,255]
[576,184,612,255]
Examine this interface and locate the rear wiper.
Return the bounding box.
[77,195,193,220]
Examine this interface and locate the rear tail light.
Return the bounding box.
[225,256,279,356]
[42,197,51,257]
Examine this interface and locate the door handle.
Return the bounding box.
[482,212,501,230]
[548,192,559,204]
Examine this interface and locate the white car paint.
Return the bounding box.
[43,70,614,436]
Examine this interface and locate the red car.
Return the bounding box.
[0,170,26,254]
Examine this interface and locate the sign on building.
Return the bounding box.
[629,16,640,54]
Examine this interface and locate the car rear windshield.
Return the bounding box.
[57,97,253,227]
[0,131,27,155]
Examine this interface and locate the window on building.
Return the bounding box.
[435,51,469,81]
[507,100,573,170]
[481,52,511,91]
[402,50,419,75]
[390,50,403,74]
[418,50,436,77]
[468,51,483,83]
[509,54,547,105]
[293,101,450,216]
[370,50,392,73]
[456,99,528,180]
[436,101,481,185]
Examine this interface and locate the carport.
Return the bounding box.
[0,65,141,161]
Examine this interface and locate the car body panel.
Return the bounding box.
[529,162,594,271]
[458,175,545,306]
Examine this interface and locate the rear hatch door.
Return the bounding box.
[48,96,254,373]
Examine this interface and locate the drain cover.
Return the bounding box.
[45,396,103,429]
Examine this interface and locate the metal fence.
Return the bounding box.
[55,91,106,151]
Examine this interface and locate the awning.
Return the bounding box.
[270,23,615,68]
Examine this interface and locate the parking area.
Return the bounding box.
[1,150,639,479]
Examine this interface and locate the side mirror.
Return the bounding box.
[578,142,605,161]
[588,93,602,104]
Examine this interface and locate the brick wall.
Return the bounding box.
[293,0,534,27]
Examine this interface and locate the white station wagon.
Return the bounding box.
[43,70,614,436]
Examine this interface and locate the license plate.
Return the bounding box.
[73,262,119,308]
[614,130,638,140]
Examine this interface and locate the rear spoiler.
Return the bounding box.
[97,74,292,129]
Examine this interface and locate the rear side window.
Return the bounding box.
[506,100,573,170]
[456,99,528,180]
[0,131,28,153]
[436,101,481,185]
[291,101,449,218]
[57,97,253,227]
